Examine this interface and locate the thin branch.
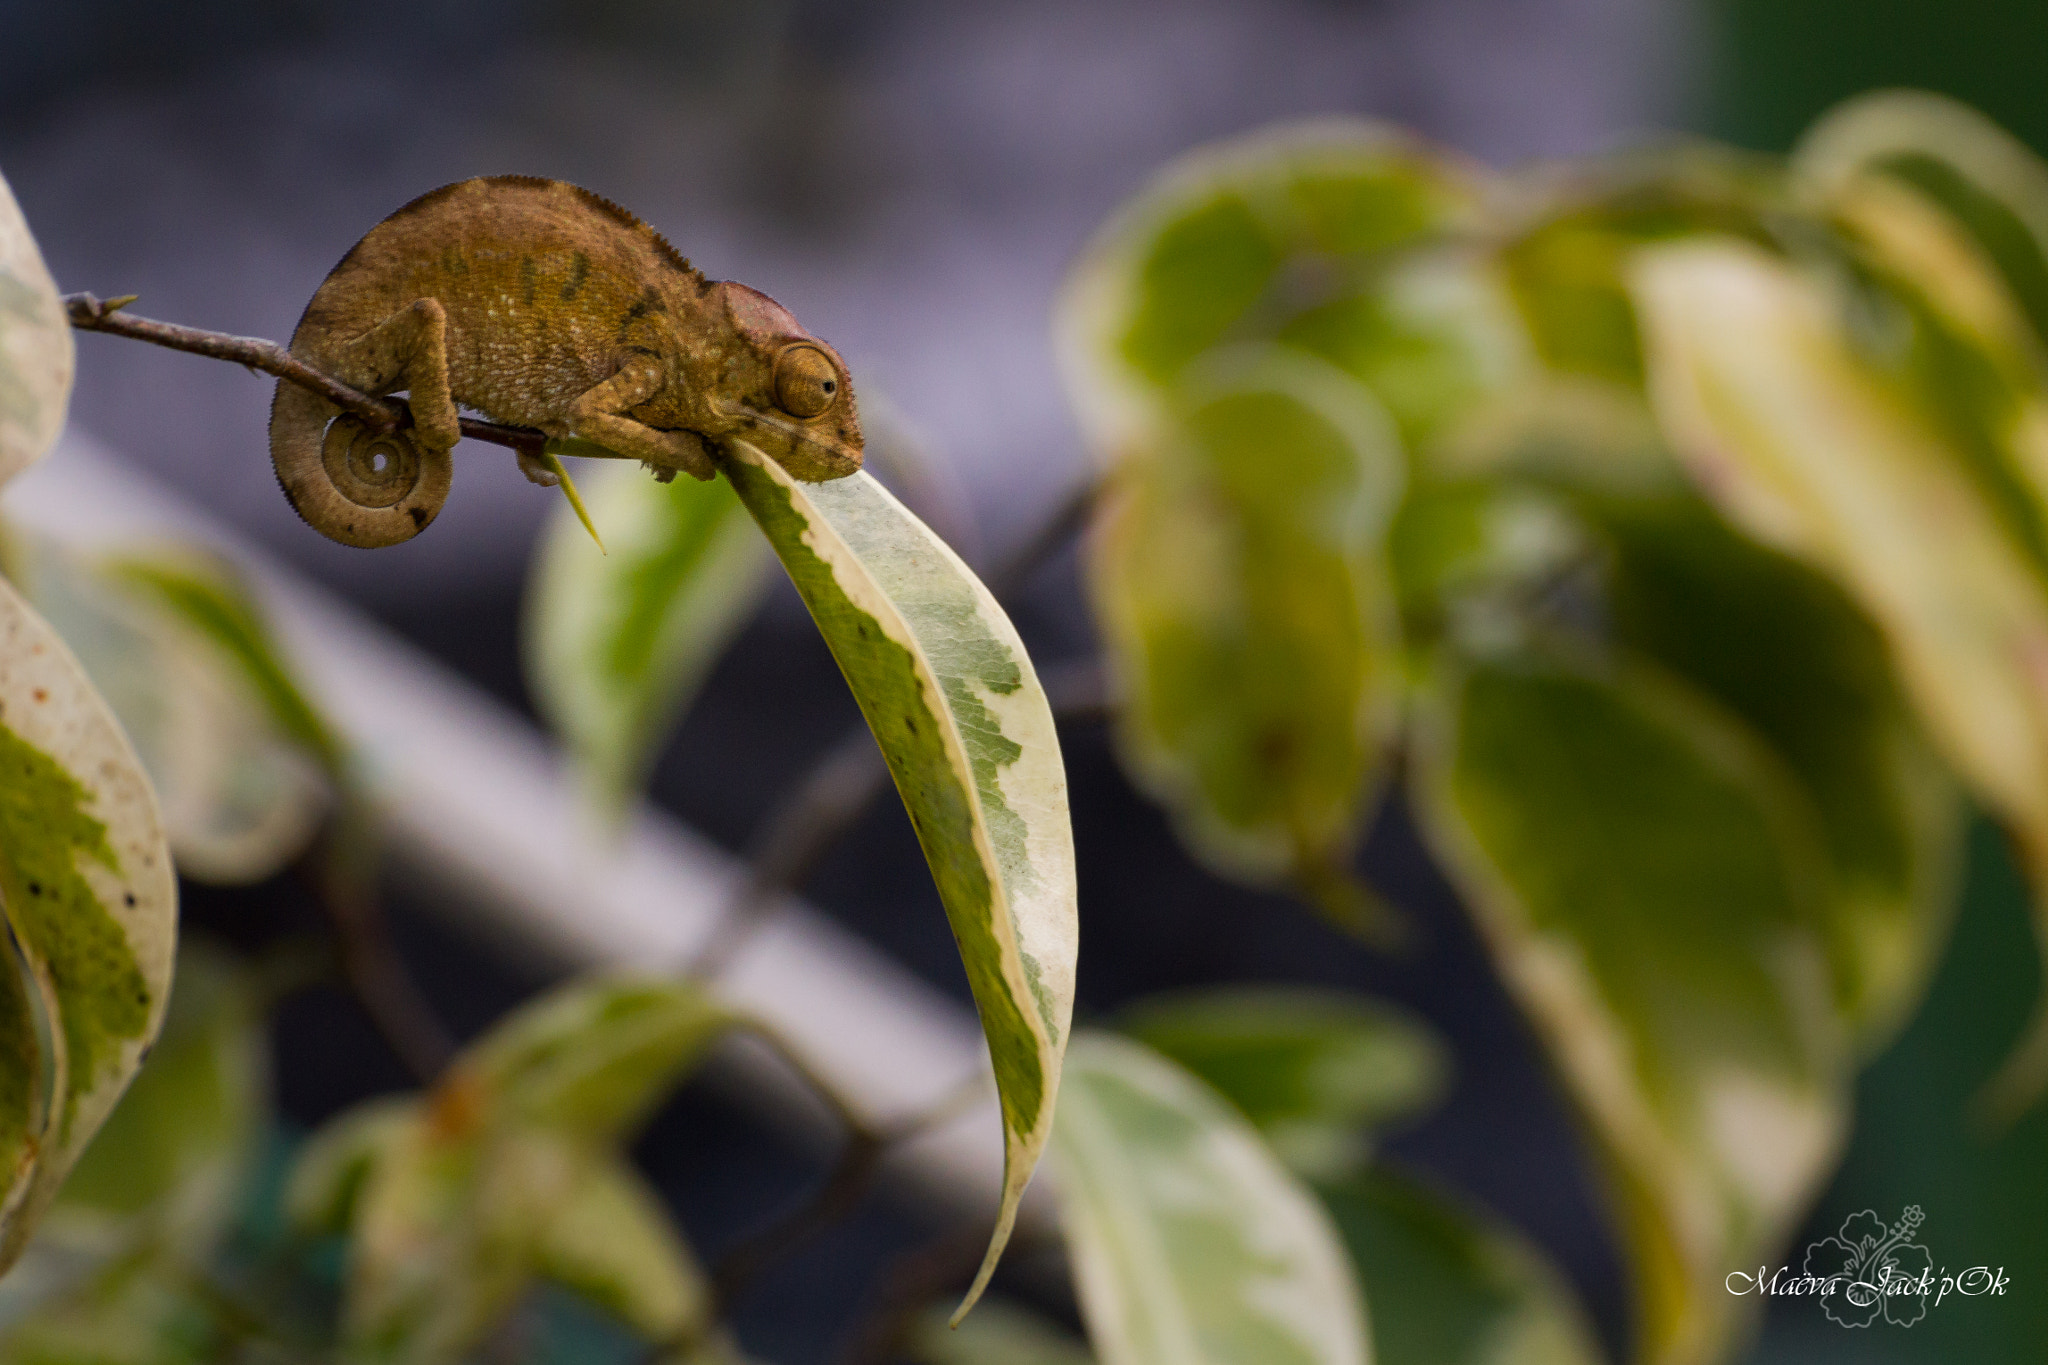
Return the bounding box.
[297,800,456,1084]
[63,291,553,458]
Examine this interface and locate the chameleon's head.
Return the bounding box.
[708,282,863,481]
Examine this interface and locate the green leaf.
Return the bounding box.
[719,443,1077,1318]
[904,1299,1096,1365]
[6,533,329,885]
[52,944,263,1253]
[1052,1031,1370,1365]
[0,576,178,1276]
[1118,987,1448,1181]
[531,1156,707,1345]
[1317,1167,1601,1365]
[454,974,731,1141]
[1087,346,1406,925]
[524,454,771,817]
[1590,495,1965,1050]
[104,550,347,784]
[1409,650,1847,1365]
[0,167,71,490]
[1796,89,2048,350]
[292,975,730,1363]
[1058,120,1483,453]
[1630,236,2048,1118]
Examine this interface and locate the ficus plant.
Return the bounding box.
[0,83,2045,1365]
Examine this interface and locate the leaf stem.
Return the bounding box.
[62,291,551,459]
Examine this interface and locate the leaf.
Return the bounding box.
[1058,119,1483,449]
[1051,1031,1370,1365]
[531,1156,707,1345]
[1118,987,1447,1181]
[0,576,178,1275]
[1408,649,1846,1365]
[1588,495,1965,1050]
[0,945,265,1328]
[6,533,329,885]
[50,944,263,1254]
[105,550,347,783]
[1085,345,1406,924]
[1795,89,2048,349]
[0,167,71,490]
[904,1299,1096,1365]
[524,454,771,817]
[454,974,731,1140]
[1317,1167,1602,1365]
[1629,236,2048,1117]
[291,975,729,1363]
[719,442,1077,1317]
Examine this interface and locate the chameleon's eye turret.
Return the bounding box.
[774,344,840,418]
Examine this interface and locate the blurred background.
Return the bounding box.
[4,1,2047,1361]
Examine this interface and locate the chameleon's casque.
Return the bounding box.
[270,175,863,548]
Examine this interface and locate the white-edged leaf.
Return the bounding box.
[0,168,71,490]
[1630,236,2048,1117]
[1052,1031,1370,1365]
[7,532,328,884]
[524,454,771,818]
[1409,649,1845,1365]
[0,577,177,1273]
[532,1154,708,1344]
[719,443,1077,1318]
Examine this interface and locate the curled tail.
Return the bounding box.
[270,377,451,549]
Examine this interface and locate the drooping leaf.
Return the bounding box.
[1409,650,1846,1365]
[0,577,178,1275]
[0,167,70,491]
[524,453,771,818]
[1317,1167,1602,1365]
[1085,346,1406,926]
[7,534,328,885]
[719,443,1077,1317]
[904,1299,1096,1365]
[1795,89,2048,349]
[1052,1031,1370,1365]
[1118,987,1447,1181]
[1630,236,2048,1118]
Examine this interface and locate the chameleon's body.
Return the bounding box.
[271,175,863,547]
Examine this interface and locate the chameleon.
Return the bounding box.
[270,175,863,548]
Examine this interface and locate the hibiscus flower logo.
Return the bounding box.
[1803,1206,1932,1328]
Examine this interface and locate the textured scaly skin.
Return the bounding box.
[271,175,863,547]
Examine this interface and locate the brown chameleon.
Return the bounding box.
[270,175,863,547]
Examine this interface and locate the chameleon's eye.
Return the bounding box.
[774,344,840,419]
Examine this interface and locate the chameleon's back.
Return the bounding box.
[289,176,708,427]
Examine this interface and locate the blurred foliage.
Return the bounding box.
[11,46,2048,1365]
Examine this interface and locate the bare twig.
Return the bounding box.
[831,1226,1001,1365]
[63,291,553,459]
[297,800,457,1083]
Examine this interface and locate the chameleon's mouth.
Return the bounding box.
[713,401,863,480]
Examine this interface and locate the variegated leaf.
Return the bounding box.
[719,442,1077,1318]
[0,168,70,491]
[1052,1031,1370,1365]
[0,577,177,1273]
